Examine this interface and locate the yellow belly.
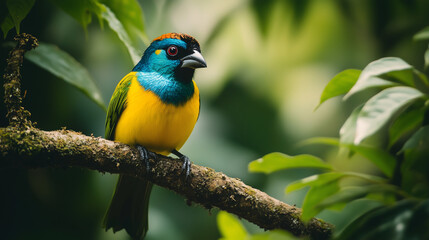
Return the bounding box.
[114,78,200,155]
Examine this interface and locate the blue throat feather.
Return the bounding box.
[135,71,194,106]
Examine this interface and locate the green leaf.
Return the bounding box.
[338,199,429,240]
[249,152,332,174]
[98,3,141,63]
[51,0,101,31]
[400,125,429,153]
[388,108,424,148]
[1,14,14,38]
[301,179,340,221]
[287,172,386,193]
[25,42,106,111]
[217,211,247,240]
[344,57,413,99]
[6,0,35,34]
[101,0,148,45]
[355,86,424,144]
[300,137,395,177]
[340,105,363,144]
[425,46,429,69]
[316,185,397,209]
[317,69,361,108]
[347,145,396,178]
[414,26,429,41]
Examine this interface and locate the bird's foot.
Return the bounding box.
[137,145,157,175]
[172,149,191,178]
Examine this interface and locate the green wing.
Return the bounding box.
[105,73,135,140]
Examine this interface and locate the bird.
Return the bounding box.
[103,33,206,240]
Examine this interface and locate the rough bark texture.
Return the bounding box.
[0,127,332,239]
[1,34,333,240]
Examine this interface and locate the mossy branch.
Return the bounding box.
[1,34,333,240]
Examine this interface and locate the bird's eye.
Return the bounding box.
[167,45,178,57]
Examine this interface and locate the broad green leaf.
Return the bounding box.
[300,137,395,177]
[355,86,424,144]
[286,172,344,193]
[388,108,424,148]
[287,172,386,193]
[316,185,397,209]
[217,211,247,240]
[50,0,102,31]
[400,125,429,153]
[347,145,396,178]
[301,179,340,221]
[249,152,332,174]
[99,3,141,64]
[414,26,429,41]
[101,0,148,45]
[6,0,35,34]
[338,199,429,240]
[344,57,413,99]
[25,43,106,111]
[340,105,363,144]
[317,69,361,108]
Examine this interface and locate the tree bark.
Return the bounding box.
[1,34,333,240]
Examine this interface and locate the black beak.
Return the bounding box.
[181,50,207,69]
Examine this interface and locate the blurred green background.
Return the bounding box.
[1,0,428,239]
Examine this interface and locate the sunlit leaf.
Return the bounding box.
[340,105,363,144]
[317,69,361,108]
[5,0,35,34]
[217,211,247,240]
[414,26,429,41]
[338,199,429,240]
[388,108,424,148]
[25,42,106,111]
[249,152,332,174]
[354,86,424,144]
[98,3,141,64]
[344,57,413,99]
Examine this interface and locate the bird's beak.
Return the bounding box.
[181,50,207,69]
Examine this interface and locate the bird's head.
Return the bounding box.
[133,33,207,83]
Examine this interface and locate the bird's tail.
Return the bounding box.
[103,175,153,240]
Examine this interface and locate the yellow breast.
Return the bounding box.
[114,77,200,155]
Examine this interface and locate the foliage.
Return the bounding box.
[1,0,147,111]
[249,31,429,239]
[217,211,299,240]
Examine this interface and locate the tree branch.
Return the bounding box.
[0,127,332,239]
[1,34,333,240]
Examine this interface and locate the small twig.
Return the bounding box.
[3,33,38,128]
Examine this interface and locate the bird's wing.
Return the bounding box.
[105,72,135,140]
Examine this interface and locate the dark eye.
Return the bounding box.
[167,45,178,56]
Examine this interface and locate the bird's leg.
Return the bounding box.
[137,145,157,175]
[172,149,191,178]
